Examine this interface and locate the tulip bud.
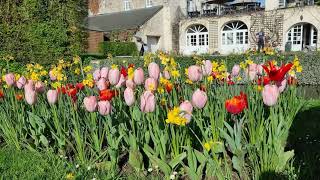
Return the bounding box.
[134,68,144,85]
[5,73,15,87]
[126,79,136,89]
[202,60,212,76]
[98,101,112,115]
[16,76,27,89]
[96,78,107,91]
[140,91,155,113]
[163,70,171,79]
[262,85,279,106]
[148,62,160,80]
[108,68,120,85]
[276,78,287,93]
[115,74,126,88]
[47,90,58,104]
[100,67,109,79]
[83,96,97,112]
[49,70,57,81]
[192,89,208,109]
[25,89,37,105]
[124,87,135,106]
[35,81,45,93]
[188,65,202,82]
[231,64,240,77]
[179,101,193,124]
[93,69,101,81]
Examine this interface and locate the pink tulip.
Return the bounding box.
[16,76,27,89]
[126,79,136,89]
[24,80,34,92]
[124,87,135,106]
[276,78,287,93]
[47,90,58,104]
[257,64,264,76]
[140,91,155,113]
[232,65,241,77]
[179,101,193,124]
[108,68,120,85]
[262,85,279,106]
[49,70,57,81]
[148,62,160,80]
[144,77,158,91]
[192,89,208,109]
[35,81,45,93]
[93,69,101,81]
[134,68,144,85]
[115,74,126,88]
[100,67,109,79]
[163,70,171,79]
[202,60,212,76]
[5,73,15,86]
[25,89,37,105]
[83,96,97,112]
[188,65,202,82]
[96,78,107,91]
[98,101,112,115]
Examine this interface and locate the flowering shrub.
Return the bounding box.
[0,52,304,179]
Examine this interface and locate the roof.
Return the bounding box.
[85,6,163,32]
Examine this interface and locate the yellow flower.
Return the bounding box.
[52,81,62,88]
[184,68,189,76]
[207,76,213,82]
[186,79,193,84]
[218,64,226,72]
[26,64,34,71]
[288,70,296,77]
[293,59,300,67]
[14,74,21,81]
[73,56,80,64]
[157,87,165,94]
[212,61,219,70]
[296,65,303,73]
[165,107,187,126]
[111,64,118,69]
[171,70,180,79]
[66,172,75,180]
[204,142,211,151]
[271,60,277,66]
[74,68,80,75]
[257,85,263,92]
[40,70,47,76]
[148,83,155,91]
[160,77,169,85]
[240,62,246,69]
[128,67,134,80]
[83,66,93,73]
[246,59,253,65]
[237,76,242,81]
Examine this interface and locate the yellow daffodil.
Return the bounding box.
[165,107,187,126]
[83,66,93,73]
[296,65,303,73]
[171,70,180,79]
[111,64,118,69]
[66,173,75,180]
[74,68,80,75]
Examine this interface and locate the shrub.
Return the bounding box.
[99,42,138,56]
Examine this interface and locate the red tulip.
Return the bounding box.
[262,61,293,82]
[76,83,85,90]
[121,66,128,77]
[257,76,270,86]
[225,92,248,114]
[99,89,115,101]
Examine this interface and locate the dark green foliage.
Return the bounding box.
[99,42,138,56]
[0,0,87,64]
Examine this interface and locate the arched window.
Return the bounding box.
[287,23,317,51]
[221,21,249,54]
[186,25,209,54]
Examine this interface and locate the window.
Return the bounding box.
[124,0,130,11]
[222,21,248,46]
[279,0,286,8]
[313,29,317,44]
[186,25,209,47]
[146,0,153,7]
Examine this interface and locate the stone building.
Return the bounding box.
[86,0,320,55]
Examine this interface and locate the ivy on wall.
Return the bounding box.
[0,0,87,64]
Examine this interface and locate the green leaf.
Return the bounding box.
[169,152,186,168]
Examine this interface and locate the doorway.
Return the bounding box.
[147,36,160,53]
[287,23,318,51]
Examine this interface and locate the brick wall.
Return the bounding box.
[87,31,104,53]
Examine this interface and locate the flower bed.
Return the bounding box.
[0,53,305,179]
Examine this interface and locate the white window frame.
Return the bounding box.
[221,21,249,54]
[185,25,209,54]
[146,0,153,8]
[124,0,131,11]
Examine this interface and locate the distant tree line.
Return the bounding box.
[0,0,88,64]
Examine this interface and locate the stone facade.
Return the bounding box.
[87,31,104,53]
[87,0,320,54]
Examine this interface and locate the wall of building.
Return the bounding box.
[87,31,104,53]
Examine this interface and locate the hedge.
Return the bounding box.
[97,52,320,85]
[99,42,138,56]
